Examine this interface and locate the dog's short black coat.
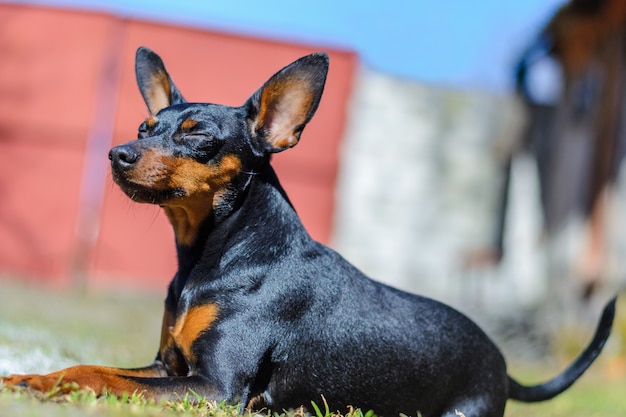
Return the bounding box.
[1,47,616,417]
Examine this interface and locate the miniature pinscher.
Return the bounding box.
[1,47,617,417]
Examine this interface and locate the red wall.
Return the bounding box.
[0,4,357,289]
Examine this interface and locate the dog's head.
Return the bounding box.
[109,47,328,245]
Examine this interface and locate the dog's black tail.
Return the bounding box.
[508,295,617,403]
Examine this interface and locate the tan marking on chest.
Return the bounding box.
[162,154,242,246]
[170,303,219,363]
[159,307,176,357]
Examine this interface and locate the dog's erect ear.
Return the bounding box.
[135,47,186,115]
[246,52,329,153]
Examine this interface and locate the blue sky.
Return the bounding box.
[7,0,564,91]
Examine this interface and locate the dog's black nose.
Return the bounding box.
[109,145,140,169]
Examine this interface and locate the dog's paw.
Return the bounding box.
[2,374,39,389]
[0,373,67,394]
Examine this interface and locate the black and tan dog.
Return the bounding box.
[1,47,617,417]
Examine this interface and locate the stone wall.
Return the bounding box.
[331,68,625,342]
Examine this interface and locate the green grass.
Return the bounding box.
[504,371,626,417]
[0,386,246,417]
[0,279,163,373]
[0,279,624,416]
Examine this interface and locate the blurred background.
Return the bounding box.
[1,0,626,363]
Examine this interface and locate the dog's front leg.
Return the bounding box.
[1,364,220,400]
[1,364,164,394]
